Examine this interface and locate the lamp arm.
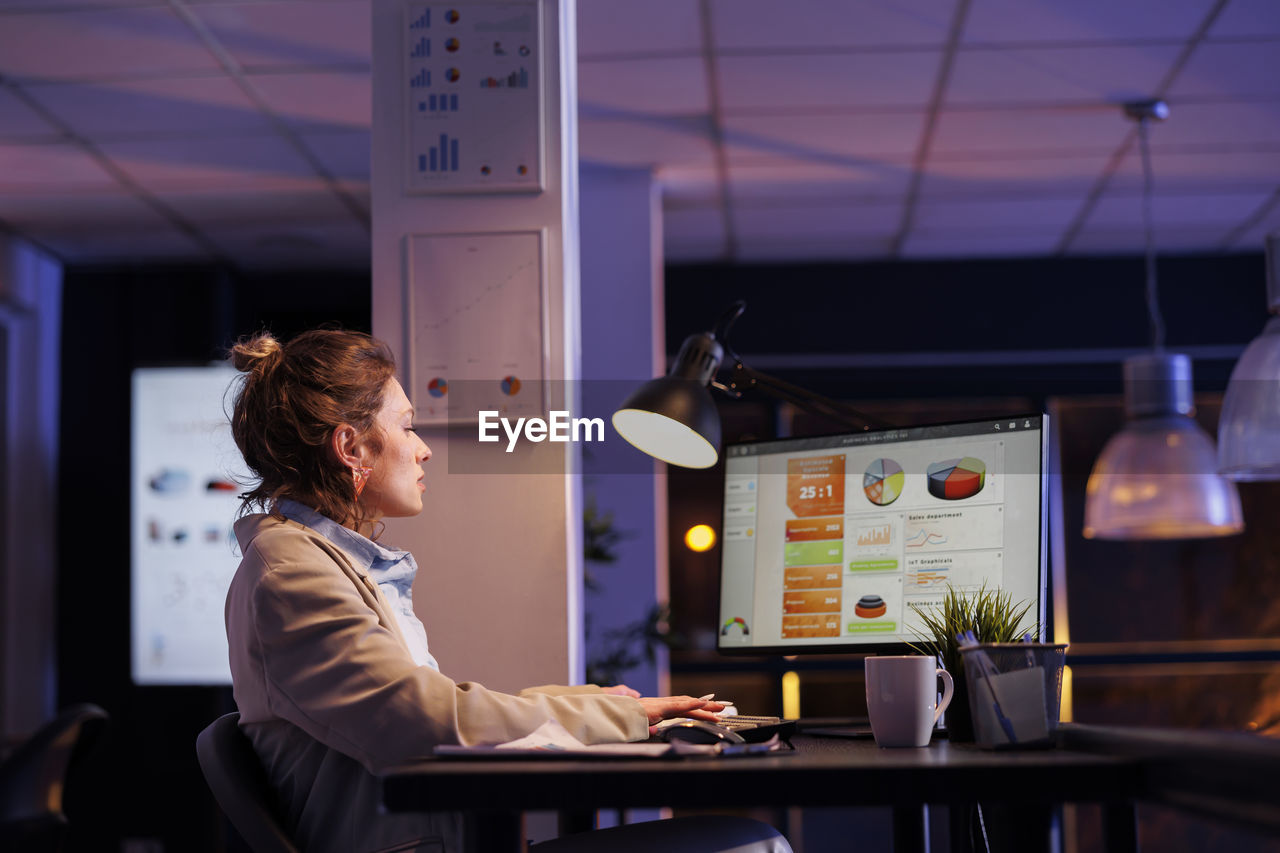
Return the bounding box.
[726,360,892,431]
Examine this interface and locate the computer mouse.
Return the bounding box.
[657,720,746,745]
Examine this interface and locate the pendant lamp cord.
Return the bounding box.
[1137,115,1166,353]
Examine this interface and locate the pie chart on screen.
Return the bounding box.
[863,458,904,506]
[926,456,986,500]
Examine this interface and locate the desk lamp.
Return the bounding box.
[1082,101,1243,539]
[1218,233,1280,480]
[611,301,885,468]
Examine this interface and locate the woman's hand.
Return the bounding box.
[637,696,726,734]
[600,684,641,698]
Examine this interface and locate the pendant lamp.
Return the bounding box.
[1082,101,1244,540]
[1217,233,1280,480]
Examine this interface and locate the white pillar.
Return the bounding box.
[370,0,583,690]
[579,164,667,696]
[0,235,62,737]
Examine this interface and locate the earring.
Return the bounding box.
[352,465,374,499]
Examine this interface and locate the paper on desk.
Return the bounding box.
[434,720,702,758]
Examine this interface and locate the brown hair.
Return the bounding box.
[228,329,397,528]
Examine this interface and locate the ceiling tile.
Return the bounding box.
[28,76,268,137]
[0,142,118,190]
[1067,224,1233,254]
[913,196,1084,230]
[931,105,1122,154]
[918,152,1112,197]
[98,133,321,188]
[250,70,371,130]
[1225,193,1280,251]
[0,87,60,140]
[0,189,211,262]
[580,115,715,168]
[710,0,954,50]
[1110,147,1280,193]
[1208,0,1280,39]
[0,7,221,81]
[734,234,895,262]
[718,52,940,111]
[203,220,369,269]
[1144,101,1280,148]
[662,206,725,260]
[729,159,913,201]
[733,200,903,241]
[947,44,1181,105]
[150,184,352,228]
[578,57,708,115]
[722,113,925,165]
[577,0,701,56]
[963,0,1214,44]
[899,229,1062,259]
[191,1,370,70]
[657,165,721,205]
[299,129,370,182]
[1166,40,1280,101]
[1085,189,1272,228]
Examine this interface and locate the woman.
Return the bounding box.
[224,329,790,853]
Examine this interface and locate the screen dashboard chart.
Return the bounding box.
[718,417,1045,652]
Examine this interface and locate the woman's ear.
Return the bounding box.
[330,424,367,469]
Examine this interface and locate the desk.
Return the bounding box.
[383,728,1151,852]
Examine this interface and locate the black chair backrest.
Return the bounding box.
[0,703,108,852]
[196,712,299,853]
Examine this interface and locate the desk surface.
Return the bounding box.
[382,731,1144,814]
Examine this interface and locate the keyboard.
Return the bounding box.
[716,715,798,744]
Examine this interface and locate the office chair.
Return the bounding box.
[196,712,299,853]
[0,703,108,853]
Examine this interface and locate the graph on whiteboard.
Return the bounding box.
[407,231,545,423]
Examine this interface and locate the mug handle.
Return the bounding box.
[933,668,955,725]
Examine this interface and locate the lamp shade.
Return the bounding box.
[1084,353,1243,540]
[612,377,720,468]
[611,331,725,468]
[1218,315,1280,480]
[1218,232,1280,480]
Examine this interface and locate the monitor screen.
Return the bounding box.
[131,366,248,685]
[717,414,1048,655]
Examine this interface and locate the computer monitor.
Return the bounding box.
[717,414,1048,656]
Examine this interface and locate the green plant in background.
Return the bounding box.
[908,582,1038,677]
[582,495,681,686]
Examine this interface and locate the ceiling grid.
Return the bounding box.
[0,0,1275,267]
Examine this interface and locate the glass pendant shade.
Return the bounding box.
[1084,353,1244,540]
[1218,234,1280,480]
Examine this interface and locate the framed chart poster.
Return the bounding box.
[402,1,544,194]
[404,231,547,425]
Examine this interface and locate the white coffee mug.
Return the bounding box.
[864,655,954,748]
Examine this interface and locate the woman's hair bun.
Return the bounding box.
[230,332,283,373]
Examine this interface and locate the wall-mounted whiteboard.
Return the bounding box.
[131,367,247,685]
[405,230,547,424]
[402,1,544,194]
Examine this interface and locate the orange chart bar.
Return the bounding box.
[784,565,842,590]
[782,613,841,638]
[785,517,844,542]
[783,589,842,614]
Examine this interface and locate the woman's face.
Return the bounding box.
[359,378,431,519]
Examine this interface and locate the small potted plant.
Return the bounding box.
[908,583,1037,742]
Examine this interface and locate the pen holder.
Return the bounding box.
[959,643,1068,750]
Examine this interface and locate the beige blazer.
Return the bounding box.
[226,513,647,853]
